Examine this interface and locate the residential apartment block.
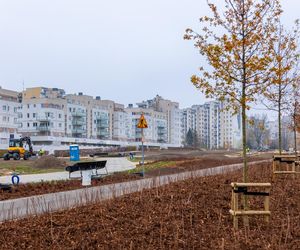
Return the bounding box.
[181,101,242,149]
[9,88,182,149]
[125,106,168,143]
[136,95,181,145]
[0,86,242,150]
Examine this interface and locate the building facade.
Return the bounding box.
[0,87,21,148]
[181,101,242,149]
[0,86,243,150]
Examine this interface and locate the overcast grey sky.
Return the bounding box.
[0,0,299,109]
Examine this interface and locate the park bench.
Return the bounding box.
[0,183,12,192]
[65,160,108,179]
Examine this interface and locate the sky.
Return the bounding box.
[0,0,299,111]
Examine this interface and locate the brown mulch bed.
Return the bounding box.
[0,163,299,249]
[0,156,267,201]
[0,173,140,201]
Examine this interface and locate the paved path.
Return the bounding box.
[0,157,136,184]
[0,160,270,222]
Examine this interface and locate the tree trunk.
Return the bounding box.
[294,109,297,157]
[241,0,247,183]
[278,83,282,155]
[242,101,247,182]
[278,104,282,154]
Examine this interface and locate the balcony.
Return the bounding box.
[96,116,109,128]
[97,129,109,139]
[36,126,50,132]
[72,119,86,126]
[97,125,109,130]
[71,111,86,118]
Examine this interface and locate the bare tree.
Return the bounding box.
[262,22,300,154]
[247,114,270,149]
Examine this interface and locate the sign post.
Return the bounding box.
[137,113,148,177]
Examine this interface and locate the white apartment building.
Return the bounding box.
[66,102,87,138]
[182,101,242,149]
[3,86,248,150]
[91,108,110,140]
[65,93,124,140]
[136,95,181,146]
[113,110,131,141]
[125,106,168,143]
[19,98,66,138]
[190,104,208,147]
[181,108,196,138]
[0,87,21,148]
[219,102,242,149]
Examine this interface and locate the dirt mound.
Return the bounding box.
[33,156,67,169]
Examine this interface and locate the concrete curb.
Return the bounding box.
[0,160,270,222]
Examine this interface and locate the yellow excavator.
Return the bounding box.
[3,136,35,160]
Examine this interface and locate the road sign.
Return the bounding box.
[137,114,148,129]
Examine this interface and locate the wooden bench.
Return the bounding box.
[65,160,108,179]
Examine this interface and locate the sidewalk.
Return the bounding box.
[0,157,136,184]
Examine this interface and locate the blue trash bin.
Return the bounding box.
[70,144,80,161]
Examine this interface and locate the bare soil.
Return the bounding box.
[0,162,299,249]
[33,155,67,169]
[145,156,267,176]
[142,149,272,161]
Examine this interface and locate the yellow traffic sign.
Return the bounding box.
[137,114,148,129]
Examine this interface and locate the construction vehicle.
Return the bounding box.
[3,136,35,160]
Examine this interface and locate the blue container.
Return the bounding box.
[70,144,80,161]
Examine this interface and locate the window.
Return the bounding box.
[2,105,6,111]
[27,104,30,108]
[33,113,36,118]
[27,123,30,127]
[33,104,36,108]
[2,116,6,122]
[33,122,37,127]
[59,123,62,128]
[59,114,62,119]
[27,113,30,118]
